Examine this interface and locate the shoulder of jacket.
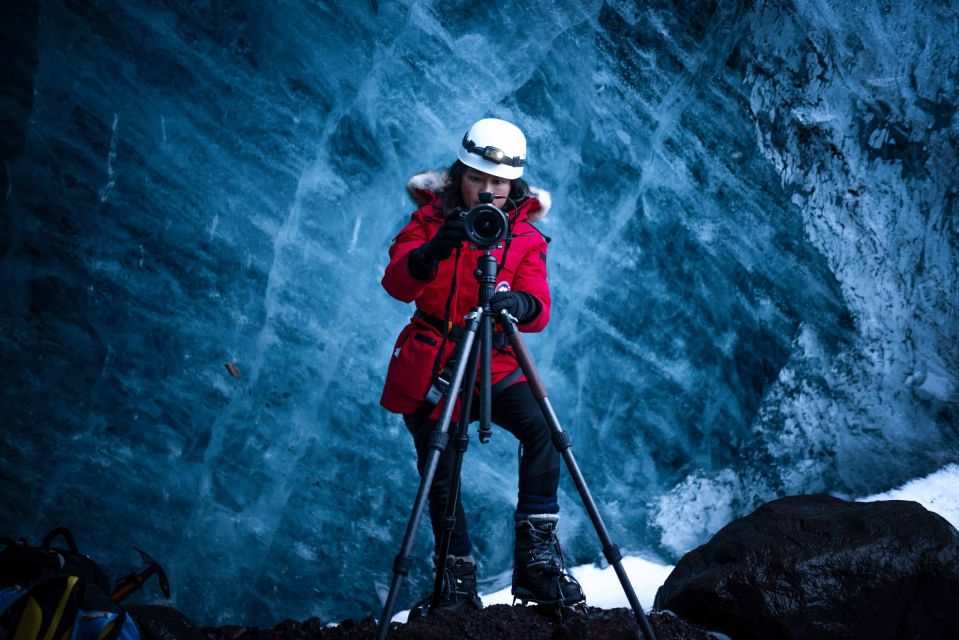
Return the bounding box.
[520,221,552,244]
[513,188,552,244]
[528,222,551,244]
[406,204,444,231]
[511,217,552,245]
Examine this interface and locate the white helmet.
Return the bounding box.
[457,118,526,180]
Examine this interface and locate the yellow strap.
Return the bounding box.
[13,596,43,640]
[96,619,118,640]
[43,576,80,640]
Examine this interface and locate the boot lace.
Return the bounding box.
[525,525,565,575]
[517,522,585,606]
[442,561,470,598]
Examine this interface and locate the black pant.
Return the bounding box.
[404,381,560,555]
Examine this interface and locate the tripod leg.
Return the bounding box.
[377,309,483,640]
[430,332,481,609]
[478,306,493,441]
[498,311,658,640]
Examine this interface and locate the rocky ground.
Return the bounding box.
[204,606,714,640]
[167,496,959,640]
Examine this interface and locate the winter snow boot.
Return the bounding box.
[408,555,483,620]
[512,514,585,606]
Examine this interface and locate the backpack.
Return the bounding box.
[0,528,140,640]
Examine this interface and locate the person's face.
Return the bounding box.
[460,167,511,209]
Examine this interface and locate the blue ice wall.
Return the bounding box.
[1,0,956,627]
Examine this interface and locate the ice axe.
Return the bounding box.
[111,547,171,602]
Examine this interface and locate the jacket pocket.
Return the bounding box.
[384,323,441,404]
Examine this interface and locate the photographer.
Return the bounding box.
[380,118,584,613]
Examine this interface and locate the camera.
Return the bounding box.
[457,192,509,248]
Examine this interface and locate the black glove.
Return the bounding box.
[489,291,540,324]
[422,217,468,263]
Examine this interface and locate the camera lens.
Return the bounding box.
[464,203,508,247]
[474,211,497,235]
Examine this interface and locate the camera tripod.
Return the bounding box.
[376,247,657,640]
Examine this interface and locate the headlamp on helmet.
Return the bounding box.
[457,118,527,180]
[484,146,505,163]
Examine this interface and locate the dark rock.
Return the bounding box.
[654,494,959,640]
[208,626,247,640]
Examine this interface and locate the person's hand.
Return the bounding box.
[489,291,539,323]
[421,218,468,263]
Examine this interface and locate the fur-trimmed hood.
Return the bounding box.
[405,171,551,222]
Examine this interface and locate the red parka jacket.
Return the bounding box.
[380,172,552,417]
